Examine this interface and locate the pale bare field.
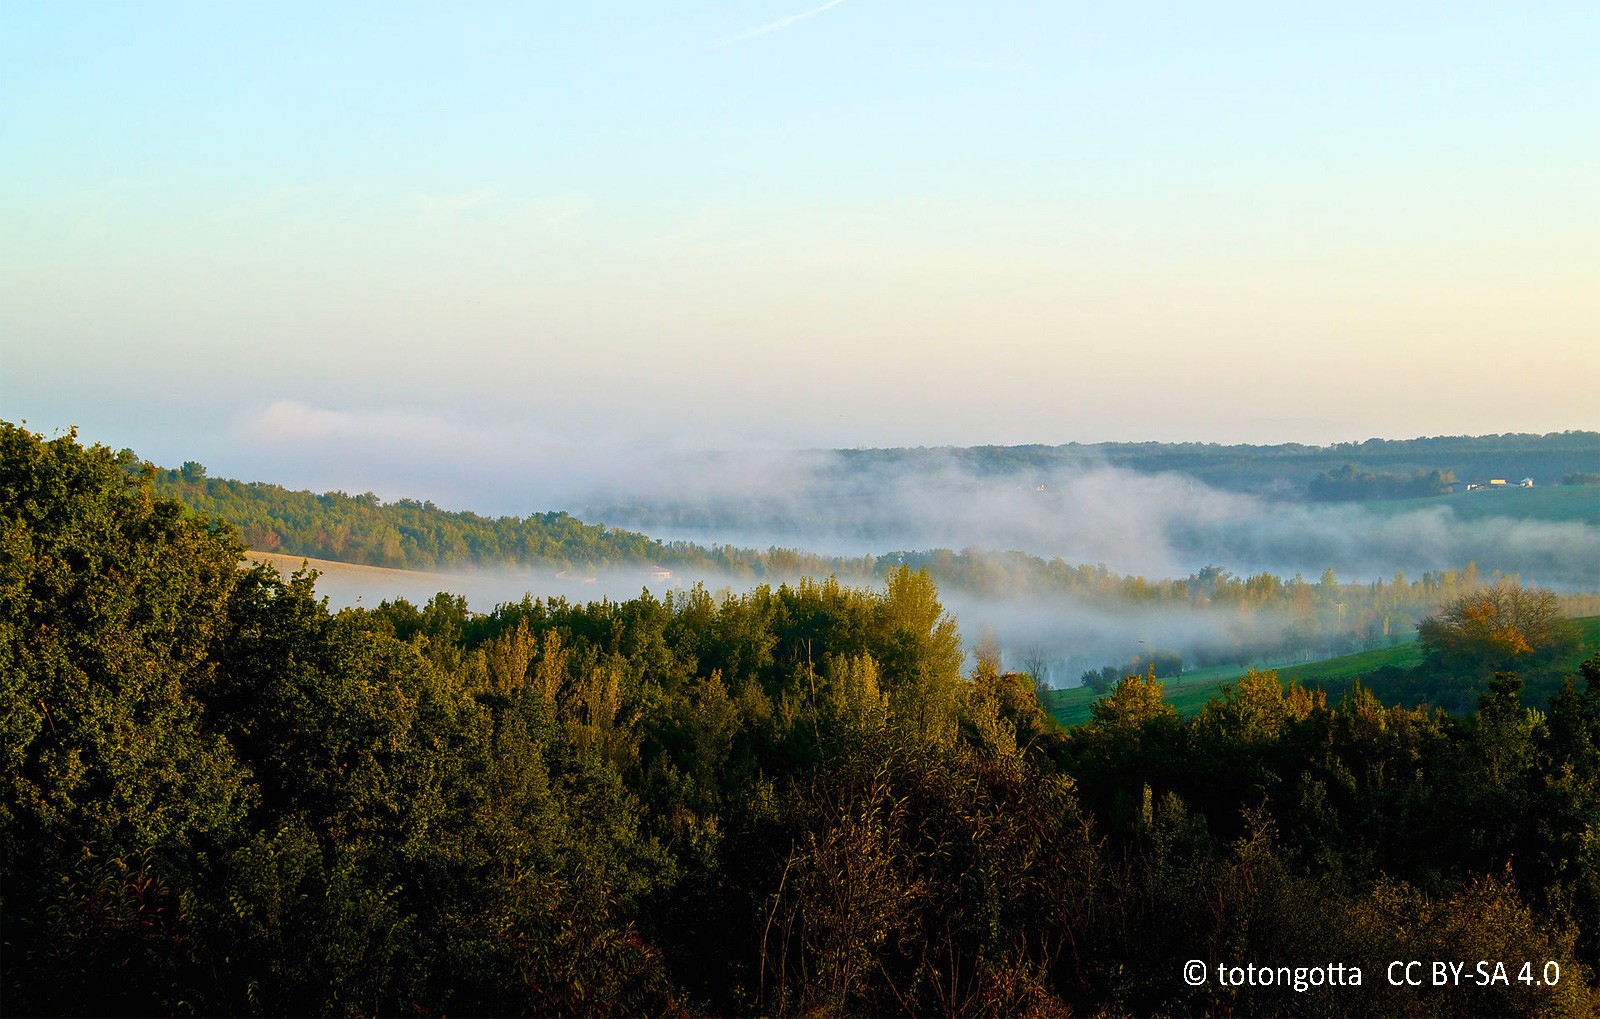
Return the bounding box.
[242,551,679,611]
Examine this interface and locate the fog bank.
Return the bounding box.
[250,553,1389,691]
[578,451,1600,588]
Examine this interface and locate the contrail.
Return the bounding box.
[717,0,851,45]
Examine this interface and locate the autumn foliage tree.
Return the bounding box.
[1417,582,1579,676]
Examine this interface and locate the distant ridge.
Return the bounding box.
[150,465,866,577]
[817,431,1600,494]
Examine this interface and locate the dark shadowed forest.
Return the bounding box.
[6,423,1600,1017]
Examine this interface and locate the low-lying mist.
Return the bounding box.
[219,403,1596,588]
[578,450,1599,588]
[252,553,1398,691]
[937,587,1325,688]
[241,433,1596,690]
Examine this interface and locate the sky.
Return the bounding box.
[3,1,1598,507]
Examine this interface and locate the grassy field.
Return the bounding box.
[1044,616,1600,728]
[1352,484,1600,526]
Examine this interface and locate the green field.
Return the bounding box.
[1045,616,1600,728]
[1352,484,1600,526]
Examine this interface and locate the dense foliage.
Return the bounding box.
[1307,465,1458,501]
[6,424,1600,1017]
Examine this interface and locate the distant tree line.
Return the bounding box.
[1082,648,1184,694]
[148,461,871,578]
[1307,464,1458,501]
[1564,472,1600,486]
[677,430,1600,496]
[5,423,1600,1016]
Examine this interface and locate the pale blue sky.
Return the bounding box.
[3,2,1597,504]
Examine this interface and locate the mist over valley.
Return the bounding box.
[214,432,1598,690]
[581,449,1600,586]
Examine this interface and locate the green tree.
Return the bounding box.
[1,423,252,1012]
